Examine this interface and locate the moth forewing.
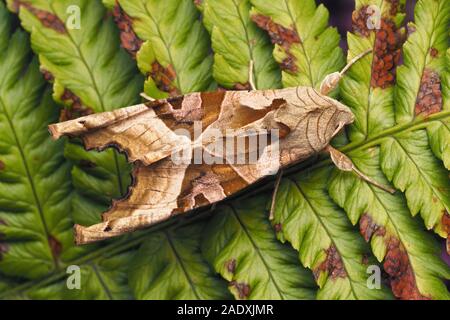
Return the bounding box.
[49,87,354,244]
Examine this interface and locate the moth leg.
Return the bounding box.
[320,48,372,95]
[326,145,396,194]
[269,169,284,220]
[248,60,257,90]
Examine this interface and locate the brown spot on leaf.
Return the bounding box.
[225,259,236,274]
[371,19,404,88]
[251,14,300,73]
[150,62,180,96]
[274,223,282,233]
[360,213,386,241]
[387,0,402,16]
[352,6,405,88]
[430,47,439,58]
[59,89,94,121]
[112,3,143,58]
[40,68,54,82]
[352,6,372,37]
[0,160,5,171]
[13,1,66,33]
[280,56,298,73]
[359,214,429,299]
[48,235,62,260]
[251,14,300,48]
[361,253,370,265]
[79,160,97,169]
[314,245,347,280]
[383,237,430,300]
[233,83,252,91]
[415,69,442,117]
[229,281,250,299]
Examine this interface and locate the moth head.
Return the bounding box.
[323,96,355,139]
[331,95,354,118]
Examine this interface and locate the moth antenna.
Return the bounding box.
[269,169,284,220]
[326,145,396,194]
[140,92,156,101]
[340,48,373,76]
[248,60,256,91]
[320,48,373,95]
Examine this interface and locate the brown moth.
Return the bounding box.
[49,50,393,245]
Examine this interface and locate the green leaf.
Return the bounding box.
[329,147,450,299]
[341,0,406,141]
[273,168,392,300]
[427,48,450,170]
[18,247,137,300]
[444,48,450,109]
[427,119,450,170]
[63,251,135,300]
[249,0,344,89]
[202,196,317,300]
[0,1,73,279]
[379,0,450,238]
[129,223,231,300]
[199,0,281,90]
[118,0,214,97]
[7,0,143,227]
[380,130,450,237]
[395,0,449,123]
[320,0,450,298]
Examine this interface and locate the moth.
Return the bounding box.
[49,50,393,245]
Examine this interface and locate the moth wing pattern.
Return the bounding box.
[49,88,354,244]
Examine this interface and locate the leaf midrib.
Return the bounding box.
[364,0,385,140]
[0,95,56,267]
[47,2,125,196]
[408,0,440,123]
[289,178,357,299]
[90,262,114,300]
[283,0,314,87]
[297,110,450,174]
[164,230,201,299]
[229,205,285,300]
[230,0,257,88]
[366,181,422,294]
[390,135,449,215]
[143,4,183,92]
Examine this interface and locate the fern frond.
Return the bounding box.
[329,148,450,299]
[7,0,143,229]
[250,0,344,89]
[198,0,281,90]
[0,1,73,279]
[273,168,392,299]
[129,224,231,300]
[117,0,214,97]
[202,196,317,299]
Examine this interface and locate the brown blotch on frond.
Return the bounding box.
[415,68,442,117]
[12,1,66,33]
[112,3,143,58]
